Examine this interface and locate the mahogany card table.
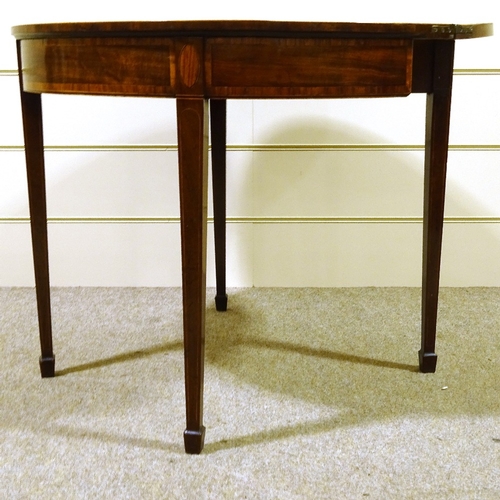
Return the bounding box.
[12,21,493,453]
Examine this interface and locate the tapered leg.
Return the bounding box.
[177,98,209,454]
[210,99,228,311]
[420,40,455,373]
[19,89,54,378]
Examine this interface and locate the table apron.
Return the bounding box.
[18,36,413,98]
[206,37,412,98]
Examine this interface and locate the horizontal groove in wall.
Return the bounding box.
[2,216,500,224]
[233,144,500,152]
[453,69,500,75]
[2,69,500,76]
[0,145,177,152]
[2,144,500,152]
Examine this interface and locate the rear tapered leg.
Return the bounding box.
[210,99,228,311]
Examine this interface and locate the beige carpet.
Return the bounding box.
[1,287,499,498]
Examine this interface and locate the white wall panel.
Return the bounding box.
[449,75,500,145]
[46,223,184,286]
[441,224,500,286]
[3,220,500,288]
[41,95,176,145]
[1,4,499,287]
[0,76,24,145]
[252,96,426,146]
[248,151,425,217]
[251,223,423,287]
[446,152,500,217]
[0,224,33,285]
[43,151,179,217]
[4,148,495,221]
[454,34,500,69]
[0,152,29,217]
[237,222,500,287]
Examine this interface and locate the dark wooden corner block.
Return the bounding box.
[419,351,438,374]
[184,427,206,455]
[12,20,493,454]
[39,356,56,377]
